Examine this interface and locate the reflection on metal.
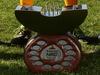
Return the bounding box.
[63,45,73,50]
[29,51,39,56]
[31,45,41,51]
[16,5,42,11]
[21,6,33,11]
[37,40,47,46]
[32,61,43,66]
[30,56,40,61]
[62,61,71,67]
[41,2,62,17]
[57,40,68,46]
[64,56,75,61]
[65,50,76,56]
[42,65,52,70]
[53,64,63,70]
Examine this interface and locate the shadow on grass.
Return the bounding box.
[0,64,68,75]
[0,64,33,75]
[0,52,23,60]
[77,48,100,75]
[0,49,100,75]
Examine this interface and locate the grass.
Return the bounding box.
[0,0,100,75]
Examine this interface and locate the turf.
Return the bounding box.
[0,0,100,75]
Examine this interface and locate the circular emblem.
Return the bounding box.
[40,44,63,63]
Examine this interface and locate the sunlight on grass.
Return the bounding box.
[0,0,100,75]
[0,59,32,75]
[80,0,100,36]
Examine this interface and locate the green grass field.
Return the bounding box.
[0,0,100,75]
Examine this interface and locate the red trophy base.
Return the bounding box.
[24,34,81,72]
